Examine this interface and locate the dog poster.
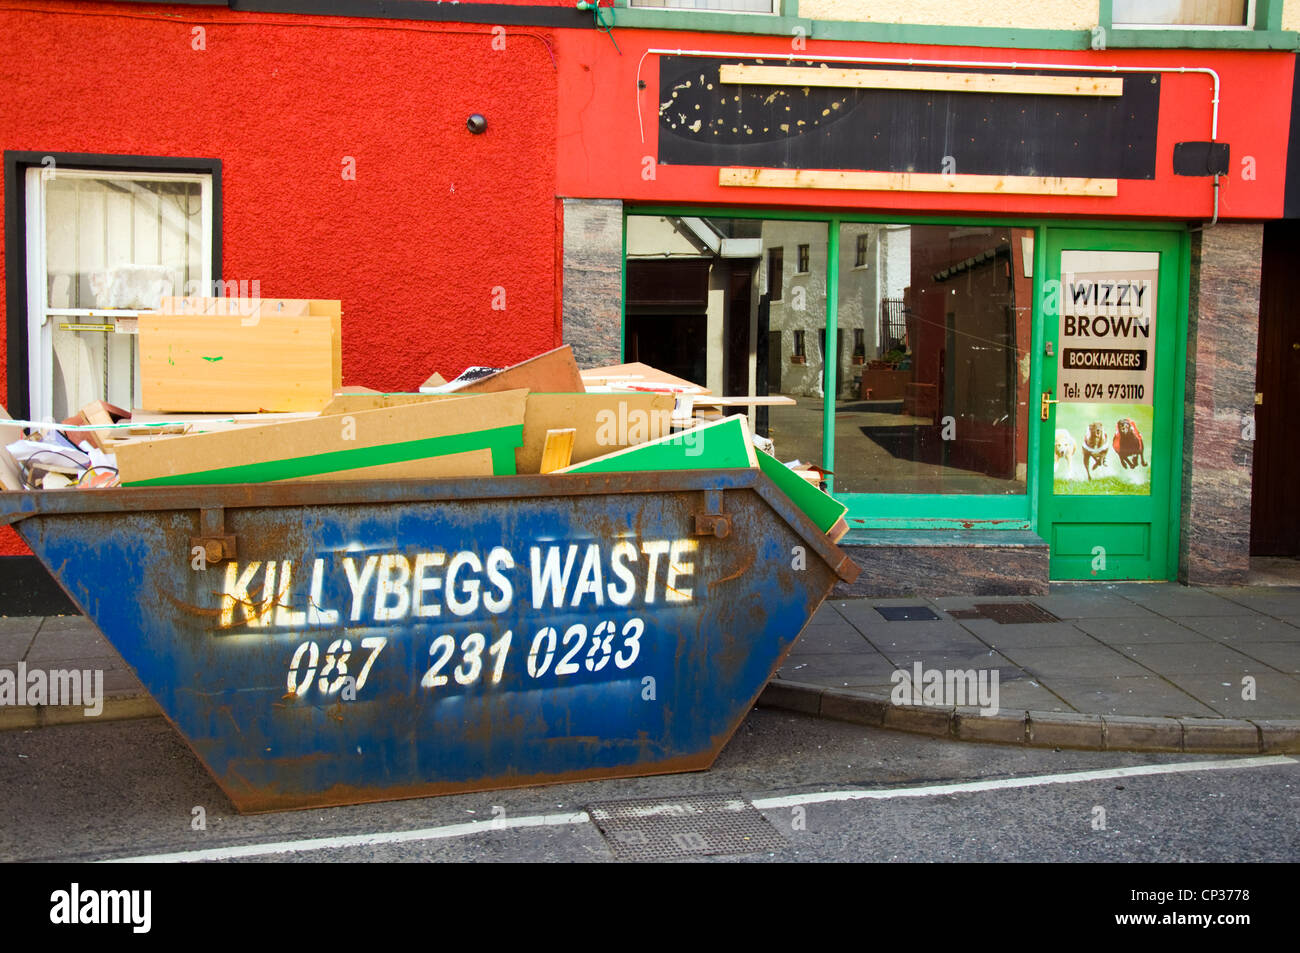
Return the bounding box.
[1053,402,1152,495]
[1054,251,1157,496]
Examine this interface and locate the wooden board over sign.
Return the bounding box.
[720,167,1118,197]
[718,65,1125,98]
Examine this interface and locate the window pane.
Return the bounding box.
[42,174,205,418]
[833,223,1032,495]
[760,221,828,467]
[624,214,828,466]
[630,0,777,10]
[1112,0,1248,25]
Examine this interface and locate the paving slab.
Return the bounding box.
[1228,642,1300,674]
[1030,588,1165,619]
[24,624,123,662]
[956,619,1100,648]
[1202,587,1300,617]
[1113,641,1271,676]
[0,619,42,664]
[789,624,874,654]
[997,644,1153,679]
[1176,615,1300,643]
[984,680,1073,712]
[778,653,899,681]
[1071,616,1214,644]
[1115,586,1256,617]
[1044,676,1219,718]
[873,645,1018,672]
[1164,672,1300,720]
[810,603,845,624]
[863,627,998,656]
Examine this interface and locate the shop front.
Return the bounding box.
[555,31,1291,592]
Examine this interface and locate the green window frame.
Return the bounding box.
[622,206,1189,531]
[1100,0,1294,47]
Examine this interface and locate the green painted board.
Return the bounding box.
[558,415,757,474]
[756,451,848,536]
[123,425,523,487]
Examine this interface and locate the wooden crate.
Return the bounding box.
[140,298,341,413]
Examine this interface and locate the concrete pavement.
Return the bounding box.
[761,582,1300,754]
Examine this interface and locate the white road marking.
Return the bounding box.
[102,755,1296,863]
[103,812,591,864]
[750,755,1297,809]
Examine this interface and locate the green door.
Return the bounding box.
[1037,228,1185,580]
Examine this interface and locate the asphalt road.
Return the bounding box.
[1,709,1295,865]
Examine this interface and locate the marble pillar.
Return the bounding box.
[1180,225,1262,586]
[561,198,623,368]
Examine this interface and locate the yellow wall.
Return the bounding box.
[800,0,1098,30]
[1284,1,1300,31]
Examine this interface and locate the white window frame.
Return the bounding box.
[24,167,213,421]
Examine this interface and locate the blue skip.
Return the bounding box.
[1,469,858,812]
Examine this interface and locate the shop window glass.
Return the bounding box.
[833,223,1034,495]
[624,214,827,465]
[767,247,783,301]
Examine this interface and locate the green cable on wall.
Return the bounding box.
[576,0,621,53]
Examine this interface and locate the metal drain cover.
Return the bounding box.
[974,602,1060,624]
[874,605,941,622]
[587,793,787,861]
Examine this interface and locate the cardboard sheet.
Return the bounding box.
[114,390,527,486]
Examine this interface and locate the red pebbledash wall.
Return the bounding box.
[0,1,561,555]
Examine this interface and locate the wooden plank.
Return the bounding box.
[579,361,710,394]
[691,395,797,407]
[718,65,1124,97]
[539,428,576,474]
[516,392,675,474]
[449,345,586,395]
[720,167,1118,197]
[319,393,457,416]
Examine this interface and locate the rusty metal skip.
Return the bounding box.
[0,468,859,812]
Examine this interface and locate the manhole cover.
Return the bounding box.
[874,605,941,622]
[587,793,787,861]
[974,602,1059,624]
